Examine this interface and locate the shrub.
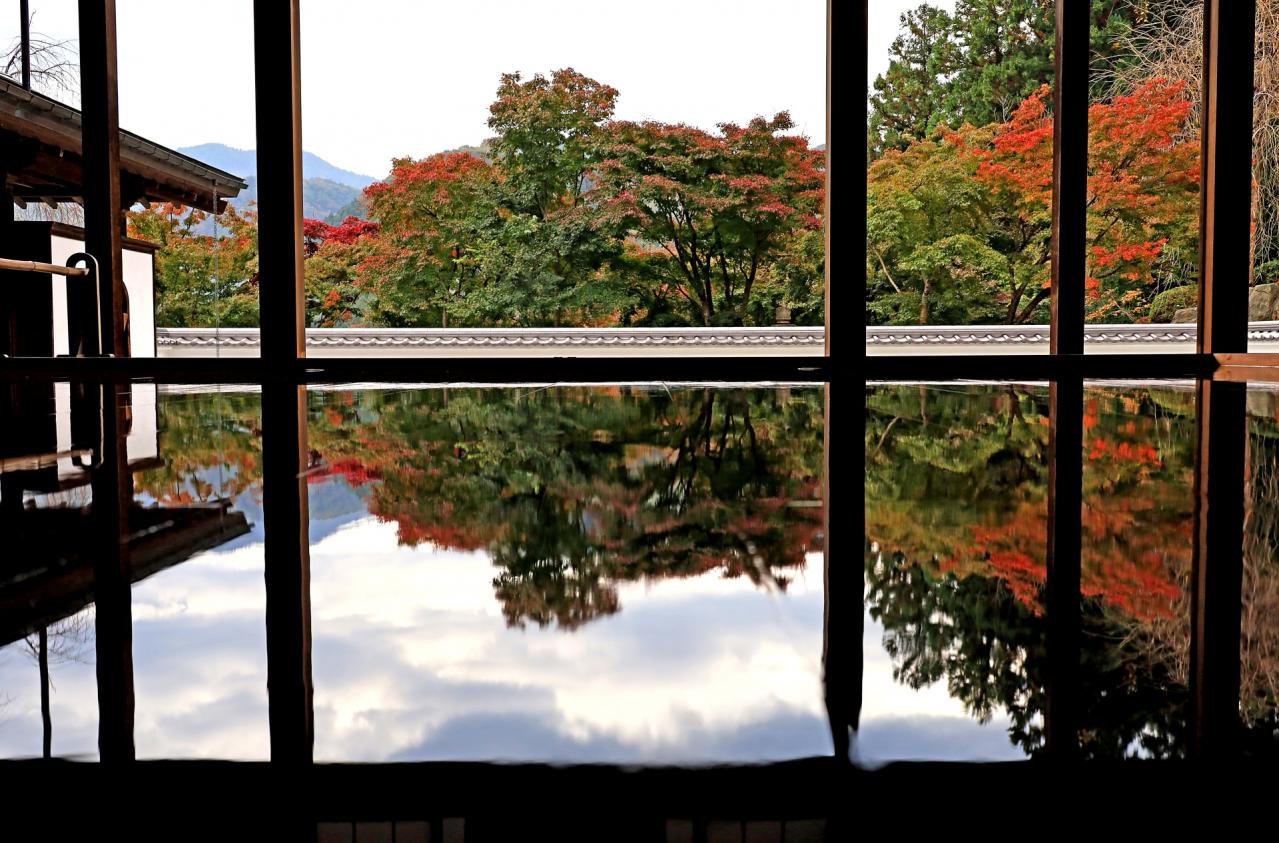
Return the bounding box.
[1148,285,1197,322]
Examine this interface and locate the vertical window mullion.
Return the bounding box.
[254,0,306,364]
[77,0,125,359]
[1198,0,1254,355]
[826,0,859,765]
[1044,1,1089,759]
[254,0,314,767]
[78,0,136,762]
[1050,1,1088,356]
[1191,0,1255,761]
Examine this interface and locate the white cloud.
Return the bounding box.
[0,513,1023,765]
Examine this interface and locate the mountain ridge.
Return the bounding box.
[177,143,377,223]
[177,143,378,189]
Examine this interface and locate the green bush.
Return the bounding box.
[1148,286,1197,322]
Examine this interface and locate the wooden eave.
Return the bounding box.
[0,77,246,213]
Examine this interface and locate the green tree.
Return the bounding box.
[868,2,1146,161]
[126,202,260,328]
[943,0,1056,127]
[592,114,825,326]
[487,68,618,218]
[362,70,632,327]
[361,151,499,326]
[866,127,1012,325]
[480,68,630,325]
[867,4,958,159]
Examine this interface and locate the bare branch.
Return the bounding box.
[2,12,79,101]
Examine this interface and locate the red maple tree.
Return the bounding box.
[953,78,1200,322]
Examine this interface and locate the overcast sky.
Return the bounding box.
[10,1,826,179]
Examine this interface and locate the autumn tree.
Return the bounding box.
[302,216,381,327]
[127,202,260,327]
[865,383,1201,757]
[1109,0,1279,276]
[361,151,497,326]
[868,2,1148,160]
[866,126,1011,325]
[592,113,825,326]
[963,79,1199,322]
[129,206,386,329]
[487,68,618,217]
[867,79,1199,325]
[135,68,825,330]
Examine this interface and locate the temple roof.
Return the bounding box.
[0,77,247,213]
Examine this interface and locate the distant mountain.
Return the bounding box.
[300,151,379,190]
[178,143,377,189]
[325,194,369,225]
[448,142,492,163]
[303,177,364,221]
[177,141,493,225]
[177,143,259,181]
[177,143,377,222]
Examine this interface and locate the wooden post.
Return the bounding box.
[1044,0,1089,758]
[823,0,861,766]
[91,384,135,761]
[1045,376,1082,758]
[77,0,127,358]
[262,383,314,764]
[1190,379,1246,759]
[1191,0,1254,760]
[255,0,313,768]
[827,0,835,359]
[1050,1,1088,357]
[19,0,31,90]
[1197,0,1254,357]
[39,626,51,759]
[824,384,859,763]
[254,0,306,363]
[0,216,23,357]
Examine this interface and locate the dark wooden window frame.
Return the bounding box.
[5,0,836,778]
[3,0,1267,827]
[865,0,1260,761]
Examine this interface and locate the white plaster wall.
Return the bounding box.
[49,233,156,357]
[127,382,159,463]
[123,248,156,357]
[52,381,158,486]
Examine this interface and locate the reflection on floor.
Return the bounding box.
[865,382,1279,759]
[1,381,250,759]
[1,384,831,767]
